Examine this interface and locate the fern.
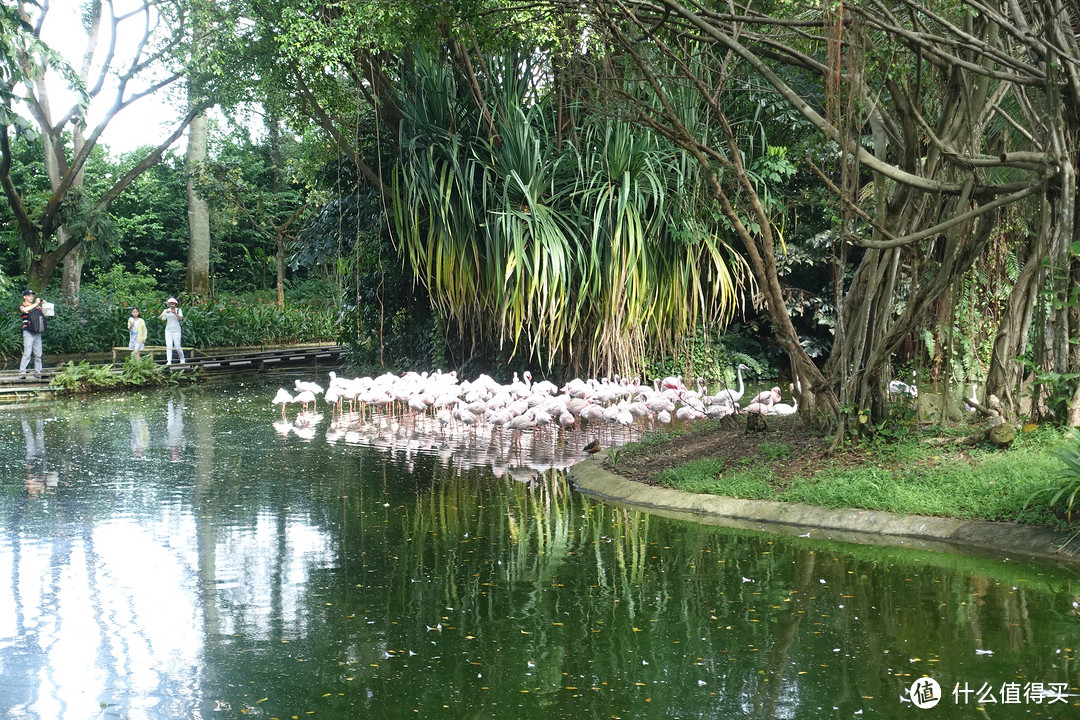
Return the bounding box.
[920,328,936,363]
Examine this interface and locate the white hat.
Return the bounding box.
[166,297,178,304]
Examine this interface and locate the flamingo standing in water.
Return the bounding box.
[272,388,294,422]
[294,389,317,414]
[294,379,325,409]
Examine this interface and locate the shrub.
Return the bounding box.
[176,297,337,347]
[50,360,119,392]
[1026,429,1080,522]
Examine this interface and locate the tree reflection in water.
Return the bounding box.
[0,386,1078,719]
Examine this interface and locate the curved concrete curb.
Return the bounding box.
[569,451,1080,563]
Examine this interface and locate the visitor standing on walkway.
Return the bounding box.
[127,307,148,359]
[159,297,185,365]
[19,288,46,377]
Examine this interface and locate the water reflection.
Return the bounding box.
[166,396,185,462]
[323,408,642,478]
[1,386,1079,719]
[21,419,56,495]
[130,412,149,460]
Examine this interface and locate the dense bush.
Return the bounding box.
[178,297,336,347]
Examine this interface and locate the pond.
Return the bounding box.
[2,380,1079,719]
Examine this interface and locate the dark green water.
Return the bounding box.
[2,384,1079,719]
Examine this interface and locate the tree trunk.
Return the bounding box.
[1069,255,1080,427]
[27,254,63,294]
[60,234,85,304]
[276,234,286,309]
[267,118,287,309]
[186,111,211,297]
[985,229,1047,420]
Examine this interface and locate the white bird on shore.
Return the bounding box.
[750,386,781,406]
[712,364,749,405]
[768,399,798,416]
[888,372,918,398]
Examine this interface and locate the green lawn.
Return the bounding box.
[651,424,1073,528]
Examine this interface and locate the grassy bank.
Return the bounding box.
[609,419,1074,530]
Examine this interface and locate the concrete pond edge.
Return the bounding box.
[568,450,1080,564]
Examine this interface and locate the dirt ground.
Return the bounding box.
[608,414,853,488]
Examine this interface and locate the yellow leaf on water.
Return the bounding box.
[256,698,268,704]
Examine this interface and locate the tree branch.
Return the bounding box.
[0,122,42,252]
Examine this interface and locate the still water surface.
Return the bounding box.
[2,383,1079,719]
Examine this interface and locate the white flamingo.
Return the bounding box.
[272,388,294,422]
[712,364,749,406]
[294,379,325,409]
[294,389,317,414]
[767,399,798,416]
[749,386,782,407]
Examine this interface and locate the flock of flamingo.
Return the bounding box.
[272,364,801,428]
[268,364,800,475]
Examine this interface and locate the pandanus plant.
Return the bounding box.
[393,50,747,377]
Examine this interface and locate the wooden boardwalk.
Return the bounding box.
[0,345,344,401]
[175,344,343,371]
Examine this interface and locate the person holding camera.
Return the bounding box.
[159,297,185,365]
[19,288,46,377]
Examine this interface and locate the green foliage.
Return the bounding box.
[644,326,770,389]
[94,150,189,290]
[0,321,20,356]
[393,50,746,377]
[1030,369,1079,424]
[606,447,623,469]
[51,354,179,393]
[1026,429,1080,522]
[759,441,791,461]
[651,425,1067,527]
[658,458,774,499]
[50,360,119,392]
[118,354,176,387]
[852,400,920,445]
[657,457,725,486]
[177,297,337,348]
[41,287,133,355]
[93,263,161,307]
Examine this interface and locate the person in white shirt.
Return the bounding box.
[159,297,185,365]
